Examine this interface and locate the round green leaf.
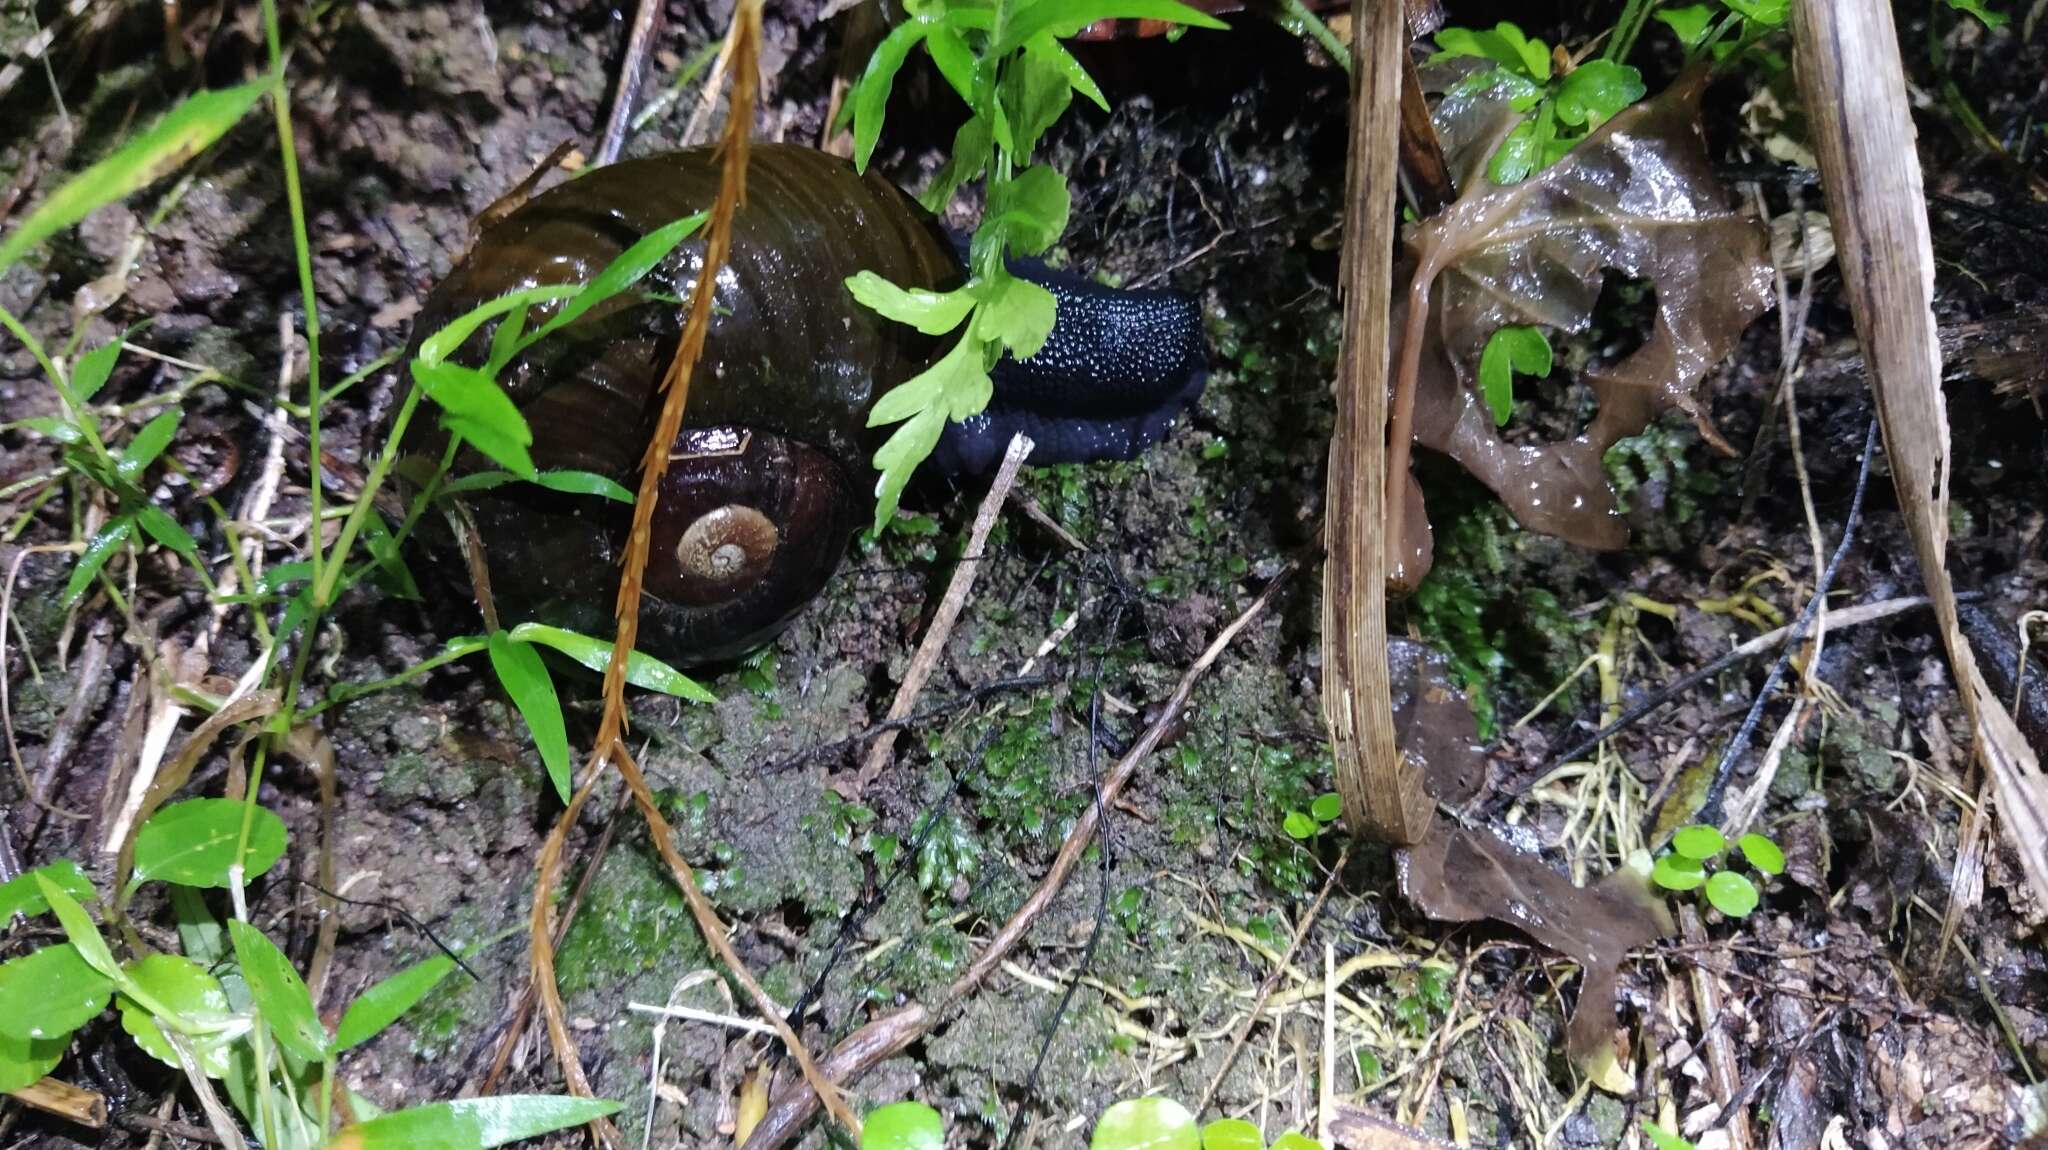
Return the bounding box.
[1309,793,1344,823]
[862,1101,945,1150]
[1736,833,1785,876]
[0,944,113,1040]
[1201,1118,1262,1150]
[1092,1097,1199,1150]
[118,954,235,1077]
[1283,811,1318,840]
[1704,871,1760,918]
[1650,854,1705,892]
[1670,825,1726,862]
[1269,1134,1324,1150]
[133,798,288,889]
[0,1027,66,1092]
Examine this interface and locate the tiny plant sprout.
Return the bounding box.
[1652,823,1780,920]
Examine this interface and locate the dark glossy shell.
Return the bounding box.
[406,144,963,663]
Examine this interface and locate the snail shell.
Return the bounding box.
[406,145,960,663]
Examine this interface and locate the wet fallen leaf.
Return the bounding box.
[1394,67,1773,568]
[1398,820,1671,1091]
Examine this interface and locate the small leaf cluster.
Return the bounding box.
[842,0,1226,530]
[9,335,212,607]
[1651,824,1784,919]
[0,801,613,1148]
[1281,791,1343,842]
[859,1097,1331,1150]
[1429,22,1646,185]
[1391,965,1452,1039]
[1650,0,1790,66]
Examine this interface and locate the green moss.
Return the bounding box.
[1604,419,1729,552]
[1405,475,1597,737]
[554,844,707,997]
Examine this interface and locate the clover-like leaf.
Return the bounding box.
[1737,833,1785,876]
[1704,871,1760,918]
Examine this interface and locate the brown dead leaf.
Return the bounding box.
[1397,68,1773,554]
[1399,819,1672,1090]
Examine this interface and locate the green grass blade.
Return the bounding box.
[0,82,268,275]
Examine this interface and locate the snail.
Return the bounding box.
[406,144,1206,664]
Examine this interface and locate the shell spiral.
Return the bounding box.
[404,145,963,664]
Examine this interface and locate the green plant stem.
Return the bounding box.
[0,303,118,473]
[312,378,422,608]
[259,0,326,597]
[1607,0,1662,62]
[300,635,487,718]
[1279,0,1352,73]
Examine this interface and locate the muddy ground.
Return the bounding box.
[3,1,2048,1148]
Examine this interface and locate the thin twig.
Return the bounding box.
[596,0,663,165]
[743,548,1308,1150]
[851,433,1034,795]
[1699,418,1879,825]
[1528,590,1949,784]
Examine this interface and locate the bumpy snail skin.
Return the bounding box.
[407,144,1206,665]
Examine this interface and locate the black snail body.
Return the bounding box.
[406,144,1206,665]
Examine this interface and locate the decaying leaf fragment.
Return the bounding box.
[1399,823,1671,1090]
[1392,640,1670,1091]
[1390,68,1773,577]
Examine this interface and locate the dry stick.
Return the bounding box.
[1323,0,1432,845]
[20,614,113,840]
[475,782,631,1094]
[595,0,663,165]
[522,3,856,1138]
[742,552,1307,1150]
[852,433,1035,794]
[1196,844,1352,1114]
[1677,904,1752,1150]
[1794,0,2048,908]
[609,740,860,1136]
[1530,592,1948,781]
[8,1077,107,1128]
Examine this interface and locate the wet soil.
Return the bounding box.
[3,1,2048,1148]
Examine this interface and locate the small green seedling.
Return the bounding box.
[1428,21,1645,184]
[1283,791,1345,842]
[0,803,612,1149]
[1650,824,1783,919]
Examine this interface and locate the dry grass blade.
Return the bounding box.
[518,1,854,1137]
[1791,0,2048,916]
[1324,0,1432,845]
